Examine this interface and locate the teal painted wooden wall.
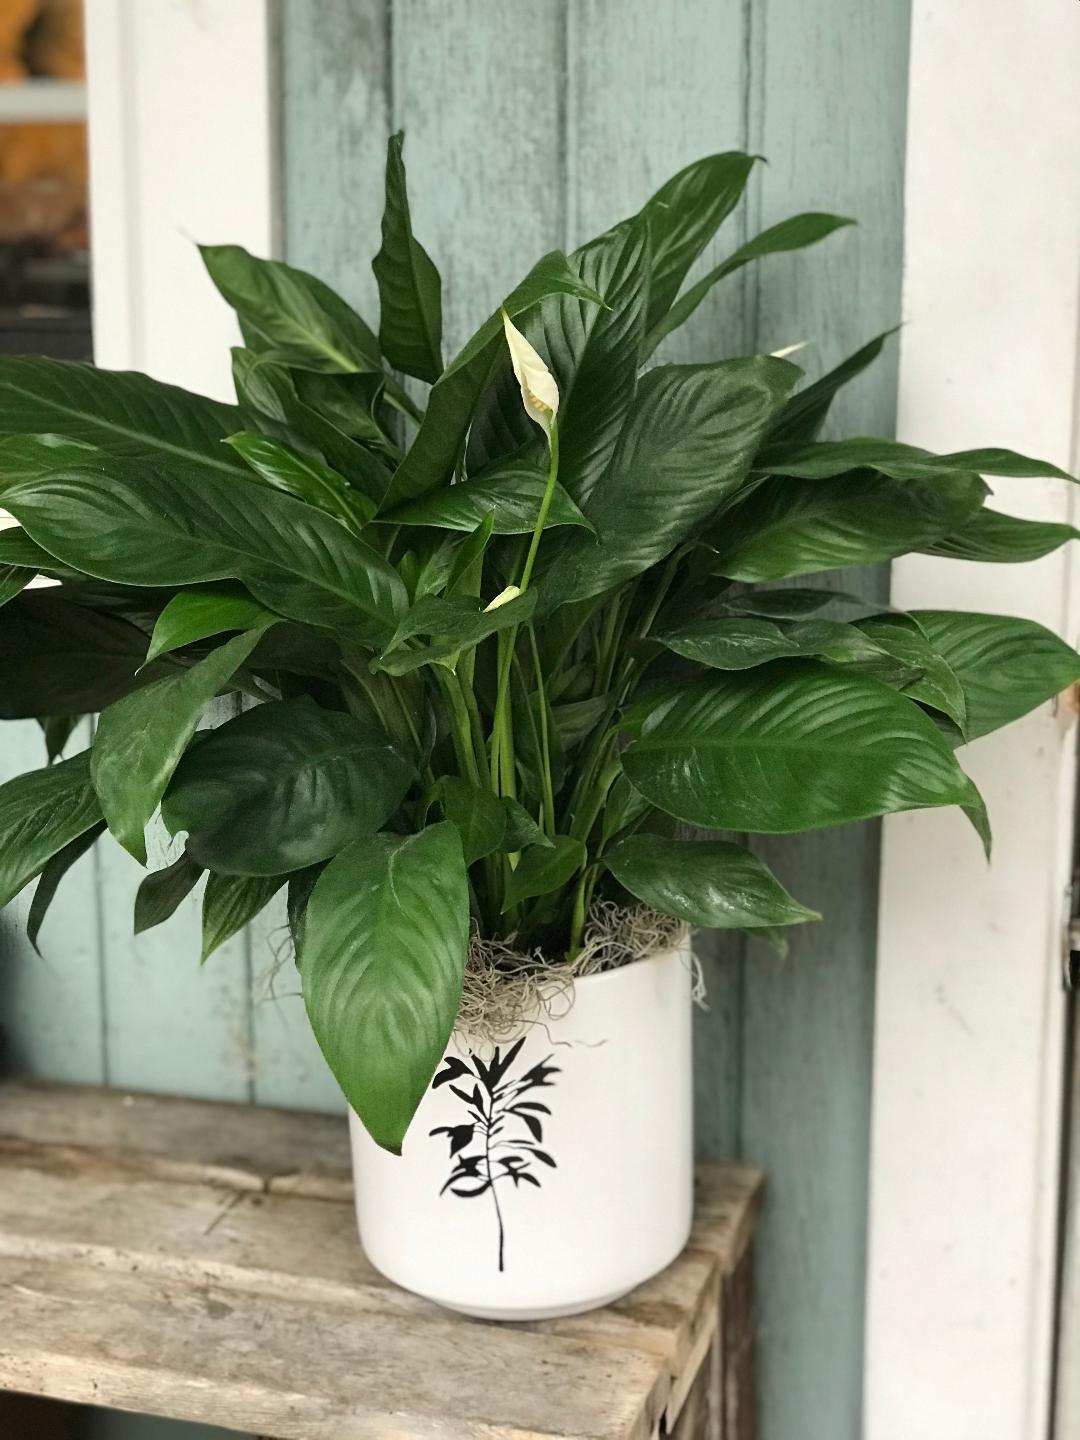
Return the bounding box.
[0,3,910,1437]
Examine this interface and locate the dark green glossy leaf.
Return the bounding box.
[201,245,380,373]
[435,777,506,865]
[925,508,1080,563]
[469,219,652,507]
[0,750,102,908]
[757,436,1072,482]
[641,152,757,329]
[162,697,415,875]
[292,370,396,455]
[40,713,81,764]
[4,457,407,643]
[372,132,443,383]
[26,821,106,952]
[714,588,884,621]
[768,330,896,446]
[502,835,585,911]
[656,615,898,672]
[606,834,819,929]
[621,662,983,834]
[378,251,605,511]
[202,871,285,962]
[145,584,279,665]
[385,456,591,534]
[302,824,469,1152]
[232,350,394,508]
[92,628,269,863]
[853,614,967,733]
[0,524,74,573]
[225,431,374,530]
[375,591,538,675]
[909,611,1080,741]
[134,851,204,935]
[538,356,799,608]
[0,566,28,608]
[0,356,245,472]
[647,213,854,355]
[0,591,170,719]
[707,471,986,582]
[499,796,554,850]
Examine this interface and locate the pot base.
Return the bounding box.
[424,1285,636,1322]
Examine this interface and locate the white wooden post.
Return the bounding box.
[864,2,1080,1437]
[85,0,278,394]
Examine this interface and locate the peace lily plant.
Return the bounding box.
[1,140,1078,1159]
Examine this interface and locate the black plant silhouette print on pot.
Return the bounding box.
[430,1035,559,1273]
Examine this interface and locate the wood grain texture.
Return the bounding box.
[0,1083,762,1440]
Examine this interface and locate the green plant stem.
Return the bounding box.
[436,669,482,789]
[527,626,556,836]
[489,419,561,803]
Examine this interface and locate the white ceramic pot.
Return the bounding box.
[349,940,694,1320]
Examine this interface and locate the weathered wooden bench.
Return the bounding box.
[0,1082,761,1439]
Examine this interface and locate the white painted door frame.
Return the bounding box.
[864,3,1080,1438]
[84,0,278,394]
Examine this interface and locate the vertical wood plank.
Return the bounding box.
[0,721,105,1084]
[738,4,910,1439]
[390,0,565,355]
[567,0,750,359]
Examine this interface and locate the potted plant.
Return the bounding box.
[1,138,1077,1320]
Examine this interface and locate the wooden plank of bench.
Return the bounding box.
[0,1081,763,1439]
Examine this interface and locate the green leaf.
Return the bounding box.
[499,796,555,851]
[162,697,415,875]
[757,437,1072,483]
[0,566,28,608]
[646,212,854,355]
[0,524,74,574]
[92,628,269,864]
[0,355,246,473]
[375,591,538,675]
[0,591,170,719]
[377,251,605,511]
[134,851,205,935]
[26,821,106,952]
[707,471,986,582]
[925,508,1080,563]
[384,456,591,534]
[40,713,82,764]
[224,431,374,530]
[302,824,469,1152]
[144,584,279,666]
[469,218,652,508]
[232,351,394,509]
[372,132,443,383]
[622,661,984,833]
[201,245,380,373]
[641,152,757,329]
[0,751,102,909]
[656,615,901,672]
[606,834,819,929]
[538,356,800,608]
[853,614,967,733]
[768,331,896,446]
[292,370,397,455]
[4,457,407,643]
[202,871,285,962]
[434,777,507,865]
[502,835,586,911]
[908,611,1080,741]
